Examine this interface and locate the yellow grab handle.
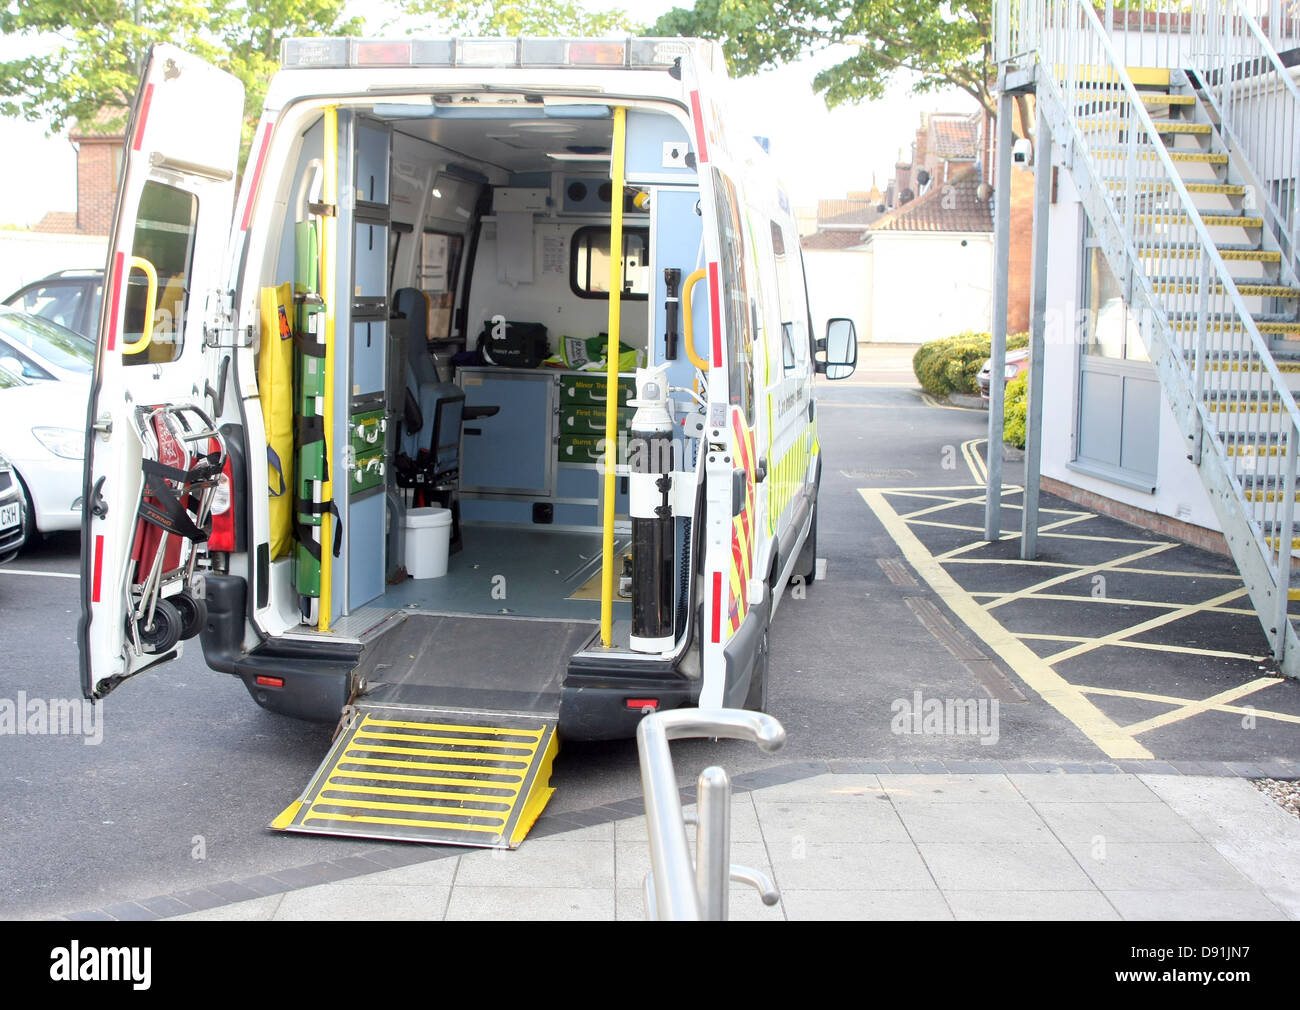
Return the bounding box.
[121,255,158,356]
[682,267,709,371]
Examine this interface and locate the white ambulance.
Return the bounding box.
[79,38,858,847]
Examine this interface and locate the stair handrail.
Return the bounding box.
[1003,0,1300,637]
[1189,0,1300,289]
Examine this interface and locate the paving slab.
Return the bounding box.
[917,841,1096,891]
[944,890,1119,921]
[274,883,449,921]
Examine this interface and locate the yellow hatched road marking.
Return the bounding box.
[1119,678,1280,737]
[1042,586,1249,664]
[981,543,1176,612]
[860,488,1153,759]
[1017,633,1267,662]
[973,590,1255,615]
[1079,683,1300,725]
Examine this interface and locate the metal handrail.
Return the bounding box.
[1190,0,1300,290]
[997,0,1300,659]
[635,707,785,921]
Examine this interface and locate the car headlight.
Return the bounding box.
[31,427,84,460]
[0,452,10,472]
[1004,364,1020,380]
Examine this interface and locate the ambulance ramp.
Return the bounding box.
[272,707,557,848]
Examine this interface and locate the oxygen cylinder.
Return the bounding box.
[628,365,676,653]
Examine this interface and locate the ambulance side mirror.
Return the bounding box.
[815,318,857,380]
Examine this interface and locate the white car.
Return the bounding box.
[0,361,89,535]
[0,305,95,384]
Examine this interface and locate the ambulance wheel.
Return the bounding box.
[745,585,771,712]
[172,591,207,641]
[137,599,182,654]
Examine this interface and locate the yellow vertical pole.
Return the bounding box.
[600,106,627,648]
[319,105,338,632]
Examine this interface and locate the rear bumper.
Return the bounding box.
[559,663,700,741]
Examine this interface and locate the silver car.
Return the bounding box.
[0,445,27,563]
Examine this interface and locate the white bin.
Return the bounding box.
[403,506,452,579]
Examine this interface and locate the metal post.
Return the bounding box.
[635,714,701,921]
[695,766,731,921]
[1274,425,1297,664]
[986,90,1015,541]
[1022,111,1052,560]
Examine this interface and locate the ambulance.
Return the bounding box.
[78,37,858,847]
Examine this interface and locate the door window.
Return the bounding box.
[123,181,198,365]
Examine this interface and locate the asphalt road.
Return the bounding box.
[0,358,1277,919]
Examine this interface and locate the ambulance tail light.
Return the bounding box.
[208,438,236,552]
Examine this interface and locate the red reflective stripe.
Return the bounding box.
[710,570,723,644]
[689,90,709,164]
[91,535,105,603]
[240,121,274,232]
[131,83,154,152]
[106,250,124,352]
[708,261,722,366]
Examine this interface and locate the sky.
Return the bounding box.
[0,0,976,227]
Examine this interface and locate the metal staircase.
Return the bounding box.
[995,0,1300,675]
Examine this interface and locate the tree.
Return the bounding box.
[0,0,363,154]
[651,0,994,119]
[397,0,641,36]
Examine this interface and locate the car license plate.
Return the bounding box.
[0,502,17,533]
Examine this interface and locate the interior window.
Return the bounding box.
[713,170,754,423]
[13,283,83,332]
[569,226,650,300]
[419,231,463,341]
[123,181,198,365]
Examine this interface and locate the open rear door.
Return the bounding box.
[78,45,244,700]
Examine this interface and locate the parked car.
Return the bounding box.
[2,268,103,340]
[0,345,89,536]
[978,347,1030,404]
[0,305,95,383]
[0,369,30,560]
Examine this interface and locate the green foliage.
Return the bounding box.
[0,1,363,159]
[399,0,641,36]
[652,0,995,116]
[1003,372,1027,449]
[912,330,1028,397]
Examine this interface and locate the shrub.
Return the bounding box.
[912,330,1029,397]
[1004,372,1028,449]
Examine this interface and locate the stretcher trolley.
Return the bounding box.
[125,404,227,657]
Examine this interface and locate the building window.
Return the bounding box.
[1072,224,1160,490]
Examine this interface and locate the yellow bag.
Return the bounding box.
[257,284,295,560]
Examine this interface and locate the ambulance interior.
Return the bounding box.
[253,98,712,703]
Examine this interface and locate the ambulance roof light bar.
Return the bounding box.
[280,36,717,73]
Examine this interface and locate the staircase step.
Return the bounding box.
[1188,356,1300,373]
[1136,213,1263,228]
[1104,180,1245,196]
[1169,318,1300,335]
[1151,121,1213,135]
[1153,279,1300,298]
[1136,247,1281,262]
[1093,148,1228,164]
[1076,89,1197,105]
[1246,489,1300,503]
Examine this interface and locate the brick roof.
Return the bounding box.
[821,204,885,227]
[816,197,875,223]
[71,107,128,139]
[866,165,992,234]
[31,211,80,235]
[930,114,980,161]
[801,229,868,251]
